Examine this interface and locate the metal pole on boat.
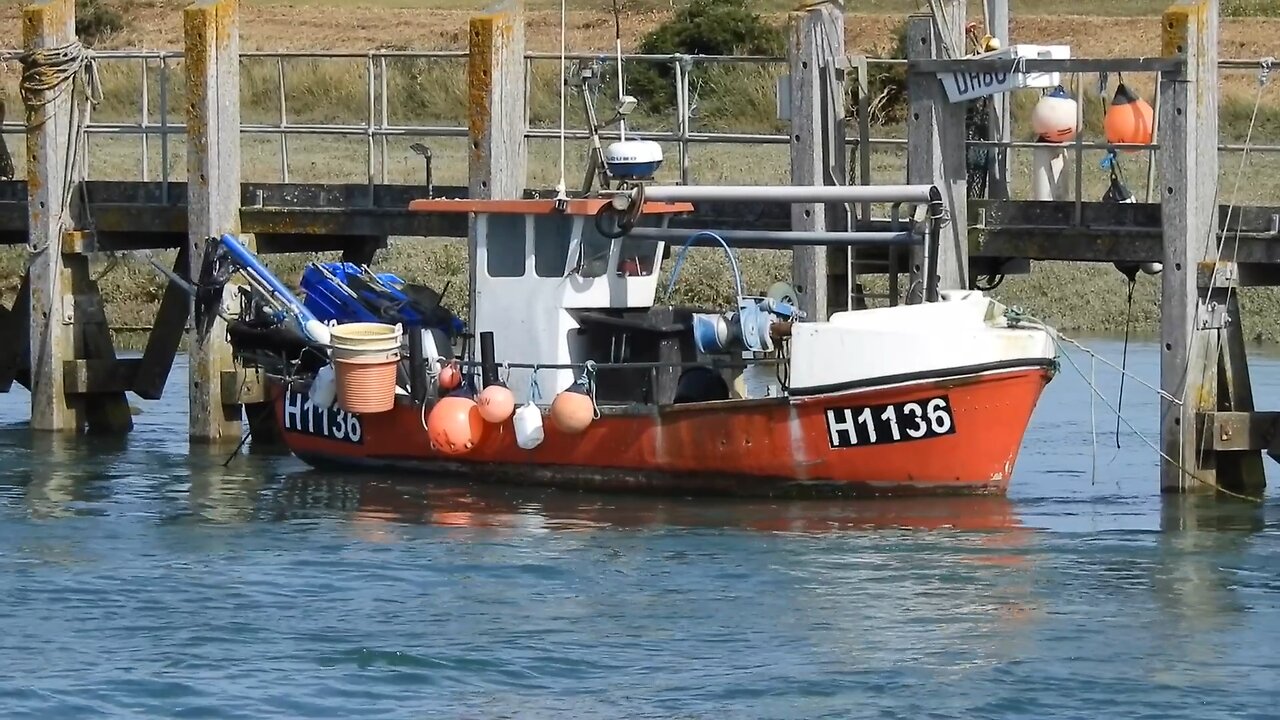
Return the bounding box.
[631,184,938,205]
[624,227,919,248]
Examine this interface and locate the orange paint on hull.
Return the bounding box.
[273,364,1055,498]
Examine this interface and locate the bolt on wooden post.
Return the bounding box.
[185,0,245,443]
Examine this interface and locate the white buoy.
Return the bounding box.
[1031,146,1068,201]
[1031,86,1079,144]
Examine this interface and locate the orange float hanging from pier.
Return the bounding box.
[1104,82,1154,150]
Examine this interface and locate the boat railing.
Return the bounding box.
[610,182,947,301]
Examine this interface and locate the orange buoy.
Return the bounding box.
[1104,82,1154,150]
[476,382,515,424]
[437,360,462,392]
[427,395,485,455]
[550,382,596,434]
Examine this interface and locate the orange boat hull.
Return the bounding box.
[272,363,1054,497]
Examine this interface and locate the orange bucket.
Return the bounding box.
[329,322,403,414]
[333,356,398,414]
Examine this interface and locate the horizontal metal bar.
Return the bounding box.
[640,184,936,204]
[910,57,1185,74]
[627,227,919,247]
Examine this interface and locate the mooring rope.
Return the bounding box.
[17,40,102,257]
[1007,309,1264,503]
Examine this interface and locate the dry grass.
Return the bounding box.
[2,0,1280,349]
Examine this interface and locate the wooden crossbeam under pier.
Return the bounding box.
[3,181,1280,269]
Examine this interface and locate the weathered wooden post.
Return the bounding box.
[787,3,845,320]
[906,10,968,298]
[185,0,244,443]
[466,0,525,321]
[1158,0,1264,496]
[23,0,78,431]
[23,0,131,433]
[468,2,526,201]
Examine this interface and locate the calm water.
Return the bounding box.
[4,338,1280,718]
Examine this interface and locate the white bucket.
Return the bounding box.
[514,401,545,449]
[330,320,399,351]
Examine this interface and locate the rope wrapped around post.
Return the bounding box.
[17,40,102,256]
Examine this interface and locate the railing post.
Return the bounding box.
[185,0,244,443]
[906,10,968,299]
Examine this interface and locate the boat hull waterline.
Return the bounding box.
[272,362,1056,498]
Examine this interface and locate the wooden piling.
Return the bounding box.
[1159,0,1264,496]
[906,11,969,298]
[787,5,844,320]
[185,0,244,443]
[23,0,78,431]
[466,1,525,327]
[468,3,526,201]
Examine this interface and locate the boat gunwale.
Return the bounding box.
[264,357,1057,416]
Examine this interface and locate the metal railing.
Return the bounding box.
[1,48,1277,208]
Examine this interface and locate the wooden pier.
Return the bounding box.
[1,0,1277,498]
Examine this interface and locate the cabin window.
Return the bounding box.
[616,237,660,277]
[485,214,527,278]
[533,214,574,278]
[576,224,613,278]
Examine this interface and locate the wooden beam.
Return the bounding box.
[909,57,1184,74]
[787,5,843,321]
[185,0,244,443]
[132,246,190,400]
[1200,411,1280,459]
[24,0,79,431]
[467,2,525,332]
[1158,1,1258,495]
[0,270,31,392]
[220,368,266,405]
[907,10,968,299]
[63,358,141,395]
[67,257,134,432]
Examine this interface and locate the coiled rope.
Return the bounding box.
[17,40,102,256]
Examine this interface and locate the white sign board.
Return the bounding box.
[937,44,1071,104]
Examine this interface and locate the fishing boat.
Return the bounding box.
[209,44,1059,499]
[212,173,1058,497]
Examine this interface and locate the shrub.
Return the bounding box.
[628,0,784,113]
[76,0,125,47]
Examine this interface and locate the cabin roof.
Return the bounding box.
[406,198,693,216]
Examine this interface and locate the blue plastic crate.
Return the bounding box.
[299,262,463,335]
